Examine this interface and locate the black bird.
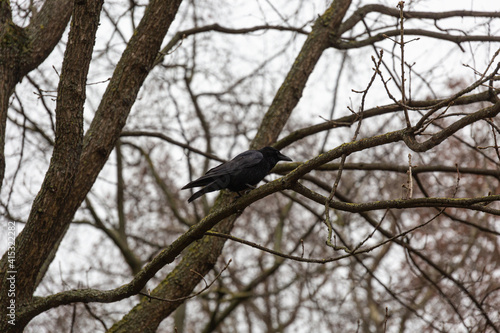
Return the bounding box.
[182,146,292,203]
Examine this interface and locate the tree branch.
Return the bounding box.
[154,24,308,67]
[340,4,500,34]
[334,29,500,49]
[292,182,500,214]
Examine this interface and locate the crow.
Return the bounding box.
[182,146,292,203]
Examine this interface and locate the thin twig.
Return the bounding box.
[397,1,412,128]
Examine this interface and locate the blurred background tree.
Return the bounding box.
[1,0,499,332]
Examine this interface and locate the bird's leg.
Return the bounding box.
[235,184,256,199]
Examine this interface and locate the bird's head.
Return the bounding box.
[259,146,292,163]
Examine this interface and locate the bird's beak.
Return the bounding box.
[278,152,292,162]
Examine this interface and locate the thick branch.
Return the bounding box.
[22,0,74,76]
[0,0,103,306]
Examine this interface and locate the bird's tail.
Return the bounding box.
[187,181,220,203]
[187,188,207,203]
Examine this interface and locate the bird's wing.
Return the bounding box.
[182,150,263,189]
[206,150,263,176]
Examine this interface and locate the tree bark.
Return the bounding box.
[0,0,73,191]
